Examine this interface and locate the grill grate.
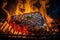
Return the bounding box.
[0,20,59,39]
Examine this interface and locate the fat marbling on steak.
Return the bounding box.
[12,12,47,29]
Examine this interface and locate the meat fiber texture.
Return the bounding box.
[12,12,47,29]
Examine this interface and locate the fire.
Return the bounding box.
[0,0,59,37]
[15,0,36,15]
[2,1,11,22]
[24,0,31,13]
[15,0,23,15]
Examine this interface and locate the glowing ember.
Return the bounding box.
[0,0,59,37]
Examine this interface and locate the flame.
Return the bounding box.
[0,0,59,36]
[15,0,23,15]
[2,1,11,22]
[24,0,31,13]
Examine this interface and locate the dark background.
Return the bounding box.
[0,0,60,39]
[0,0,60,27]
[0,0,60,20]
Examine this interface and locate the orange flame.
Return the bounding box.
[0,0,59,36]
[2,1,11,22]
